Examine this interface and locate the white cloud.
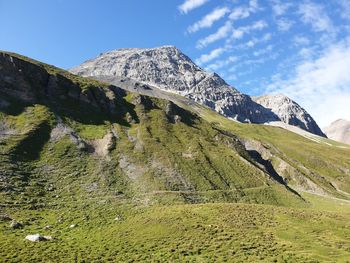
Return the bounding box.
[267,39,350,126]
[229,0,260,21]
[206,55,239,71]
[195,47,226,65]
[178,0,209,14]
[249,0,259,12]
[229,20,271,41]
[228,20,268,44]
[229,57,266,72]
[253,44,273,56]
[246,40,256,48]
[298,47,315,59]
[195,1,266,49]
[232,29,245,40]
[251,20,268,30]
[276,18,294,31]
[188,7,230,33]
[196,21,232,48]
[270,0,293,16]
[298,47,316,59]
[298,1,334,33]
[293,35,310,46]
[229,7,250,20]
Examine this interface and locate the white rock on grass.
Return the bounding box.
[25,234,52,242]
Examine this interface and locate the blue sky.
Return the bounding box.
[1,0,350,126]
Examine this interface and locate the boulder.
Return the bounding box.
[25,234,52,242]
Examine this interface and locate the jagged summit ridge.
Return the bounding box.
[71,46,278,124]
[253,94,326,137]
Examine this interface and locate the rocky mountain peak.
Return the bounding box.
[71,46,324,134]
[71,45,233,95]
[71,46,279,124]
[253,94,326,137]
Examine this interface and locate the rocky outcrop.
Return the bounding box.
[70,46,279,124]
[0,52,126,117]
[324,119,350,144]
[253,94,326,137]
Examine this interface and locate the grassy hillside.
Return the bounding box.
[0,51,304,207]
[199,107,350,199]
[1,51,350,262]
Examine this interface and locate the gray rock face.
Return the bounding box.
[323,119,350,144]
[253,94,326,137]
[71,46,278,123]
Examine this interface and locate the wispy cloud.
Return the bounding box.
[253,44,273,56]
[270,0,293,16]
[293,35,310,46]
[228,20,268,43]
[298,47,315,59]
[229,7,250,21]
[178,0,209,14]
[239,33,271,49]
[276,18,294,31]
[188,7,230,33]
[298,1,334,33]
[249,0,259,12]
[195,47,226,65]
[267,39,350,126]
[250,20,268,30]
[205,55,239,71]
[229,0,260,21]
[196,21,232,48]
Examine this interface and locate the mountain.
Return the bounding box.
[71,46,324,137]
[2,50,350,205]
[70,46,280,124]
[1,51,350,262]
[253,94,326,137]
[324,119,350,144]
[0,51,301,206]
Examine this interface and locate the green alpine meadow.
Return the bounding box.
[1,1,350,261]
[1,50,350,262]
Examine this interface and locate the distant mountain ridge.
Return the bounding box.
[71,45,325,137]
[324,119,350,144]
